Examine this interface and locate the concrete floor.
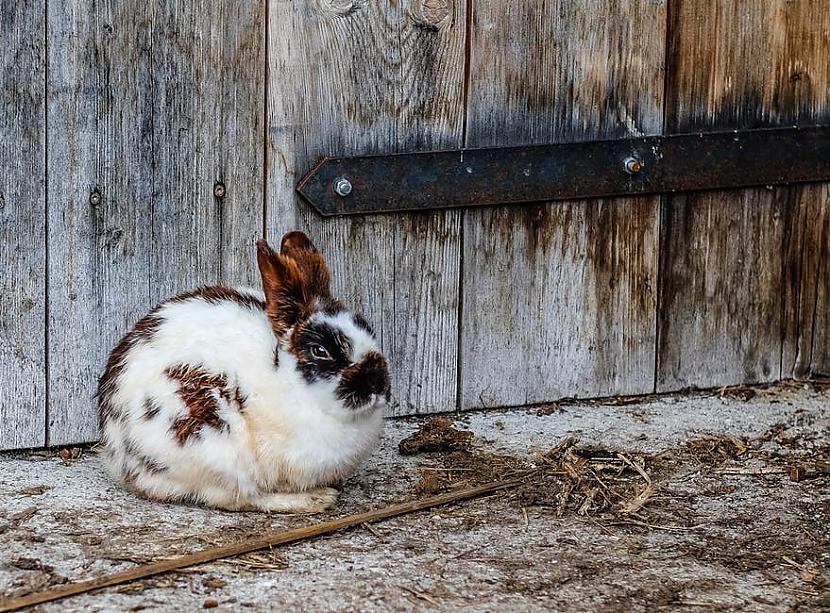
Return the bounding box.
[1,382,828,612]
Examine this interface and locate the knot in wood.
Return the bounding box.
[411,0,452,29]
[319,0,357,18]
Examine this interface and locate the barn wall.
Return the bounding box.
[0,2,46,450]
[0,0,827,449]
[458,0,665,409]
[43,0,265,446]
[657,0,830,390]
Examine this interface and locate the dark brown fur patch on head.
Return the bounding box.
[257,236,342,340]
[166,364,234,445]
[288,319,353,383]
[98,311,163,426]
[336,351,391,410]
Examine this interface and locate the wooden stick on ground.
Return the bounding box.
[0,479,523,613]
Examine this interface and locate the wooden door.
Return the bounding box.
[0,0,828,450]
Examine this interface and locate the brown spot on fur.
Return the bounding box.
[98,312,163,426]
[99,287,262,427]
[166,364,234,445]
[143,397,162,420]
[168,286,265,311]
[234,388,248,413]
[122,437,168,480]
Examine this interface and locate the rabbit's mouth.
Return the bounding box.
[345,392,389,415]
[365,393,388,411]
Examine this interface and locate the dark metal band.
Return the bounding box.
[297,126,830,216]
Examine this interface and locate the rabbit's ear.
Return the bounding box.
[279,231,332,301]
[257,239,312,336]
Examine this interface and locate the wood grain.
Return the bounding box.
[784,185,830,378]
[148,1,264,302]
[0,2,46,449]
[265,0,466,415]
[813,212,830,375]
[460,0,665,408]
[657,0,830,390]
[46,1,264,445]
[46,1,153,446]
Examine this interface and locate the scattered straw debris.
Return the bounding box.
[398,418,474,455]
[400,426,829,531]
[681,436,749,464]
[413,469,444,495]
[9,507,38,524]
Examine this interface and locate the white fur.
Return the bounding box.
[100,290,385,513]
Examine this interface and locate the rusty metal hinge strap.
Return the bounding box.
[296,126,830,216]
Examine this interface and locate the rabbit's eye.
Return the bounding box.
[310,344,331,360]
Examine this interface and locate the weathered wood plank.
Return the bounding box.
[812,203,830,375]
[657,0,830,390]
[784,185,830,378]
[46,1,264,445]
[657,189,797,388]
[460,0,665,409]
[47,2,155,445]
[266,0,466,415]
[0,2,46,449]
[149,1,264,301]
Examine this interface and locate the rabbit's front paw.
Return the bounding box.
[251,488,339,514]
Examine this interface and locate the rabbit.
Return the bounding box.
[96,231,390,513]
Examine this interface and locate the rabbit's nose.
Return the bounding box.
[366,367,390,396]
[361,352,390,396]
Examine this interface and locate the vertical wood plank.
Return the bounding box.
[460,0,666,409]
[149,1,265,302]
[266,0,466,415]
[0,3,46,449]
[47,1,264,445]
[657,0,830,390]
[47,1,154,446]
[811,205,830,375]
[785,185,830,378]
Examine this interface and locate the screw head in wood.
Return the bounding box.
[89,190,102,206]
[333,177,353,197]
[623,157,642,175]
[213,182,226,198]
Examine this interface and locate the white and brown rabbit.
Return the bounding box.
[97,232,390,512]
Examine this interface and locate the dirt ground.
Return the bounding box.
[1,381,829,612]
